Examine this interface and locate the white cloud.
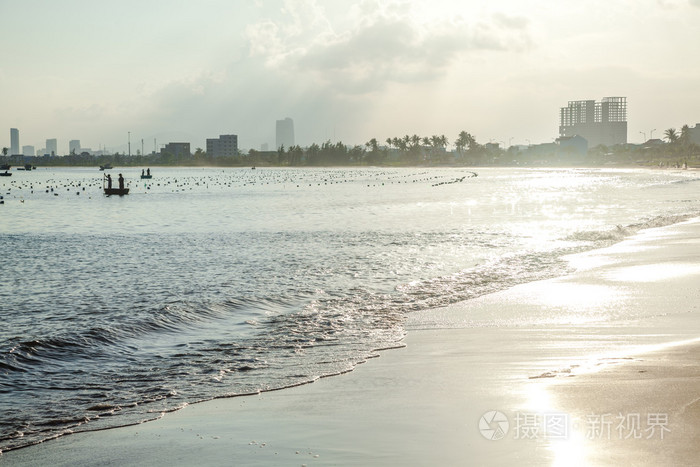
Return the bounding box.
[243,0,532,95]
[246,21,286,61]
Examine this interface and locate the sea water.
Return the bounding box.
[1,166,698,452]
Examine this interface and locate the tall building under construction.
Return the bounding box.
[559,97,627,147]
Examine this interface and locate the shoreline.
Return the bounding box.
[3,218,700,465]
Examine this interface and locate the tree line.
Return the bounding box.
[2,126,698,168]
[663,125,697,155]
[262,130,487,166]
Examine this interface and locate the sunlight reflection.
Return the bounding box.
[604,263,700,282]
[522,381,590,466]
[535,283,624,313]
[533,337,700,466]
[550,430,590,467]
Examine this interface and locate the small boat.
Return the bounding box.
[103,173,127,195]
[140,174,152,179]
[0,171,11,177]
[104,187,129,196]
[100,163,113,170]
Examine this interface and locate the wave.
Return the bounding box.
[566,211,700,245]
[3,209,699,453]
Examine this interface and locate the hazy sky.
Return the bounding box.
[2,0,699,154]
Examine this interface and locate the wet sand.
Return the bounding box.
[3,219,700,466]
[548,340,700,466]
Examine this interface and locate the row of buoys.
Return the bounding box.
[431,175,475,187]
[1,168,479,201]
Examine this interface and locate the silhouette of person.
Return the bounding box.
[142,169,145,176]
[146,168,150,176]
[118,173,124,190]
[106,174,112,189]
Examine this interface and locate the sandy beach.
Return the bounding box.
[549,340,700,466]
[3,218,700,466]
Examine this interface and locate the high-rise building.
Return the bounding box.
[276,118,295,150]
[46,138,58,156]
[69,140,81,155]
[206,134,238,158]
[559,97,627,147]
[10,128,20,156]
[22,145,35,157]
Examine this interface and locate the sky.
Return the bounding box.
[1,0,700,155]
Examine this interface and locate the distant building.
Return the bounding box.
[276,118,295,150]
[22,145,35,157]
[557,135,588,157]
[10,128,20,156]
[69,140,81,155]
[687,123,700,146]
[559,97,627,147]
[206,134,238,158]
[162,142,191,158]
[644,138,665,147]
[261,143,269,151]
[526,143,559,158]
[46,138,58,156]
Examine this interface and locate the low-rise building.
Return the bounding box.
[206,134,238,158]
[557,135,588,157]
[162,142,191,158]
[687,123,700,146]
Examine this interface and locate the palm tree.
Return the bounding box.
[455,134,466,155]
[366,138,379,153]
[277,144,287,165]
[455,131,476,155]
[680,124,691,146]
[410,134,421,149]
[665,128,679,144]
[391,137,403,152]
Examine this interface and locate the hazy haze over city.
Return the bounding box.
[1,0,699,154]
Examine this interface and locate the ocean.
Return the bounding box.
[1,166,699,453]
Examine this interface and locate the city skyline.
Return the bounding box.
[1,1,700,153]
